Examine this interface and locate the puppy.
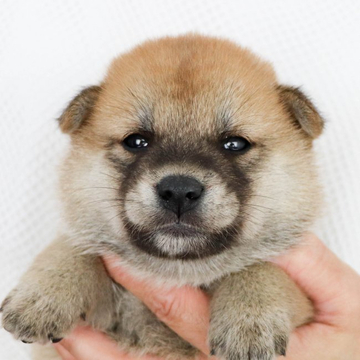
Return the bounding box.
[1,34,323,360]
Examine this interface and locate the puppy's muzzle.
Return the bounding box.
[156,175,204,217]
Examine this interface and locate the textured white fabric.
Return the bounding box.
[0,1,359,359]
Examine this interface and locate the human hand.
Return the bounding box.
[54,233,360,360]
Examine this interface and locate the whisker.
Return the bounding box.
[101,204,123,211]
[99,172,120,181]
[249,194,276,201]
[246,203,273,213]
[84,198,124,206]
[71,186,119,191]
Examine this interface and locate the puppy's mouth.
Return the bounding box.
[157,222,203,237]
[125,219,239,260]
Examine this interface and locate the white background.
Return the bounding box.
[0,1,359,359]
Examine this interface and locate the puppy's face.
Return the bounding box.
[59,36,323,283]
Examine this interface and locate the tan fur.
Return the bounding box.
[1,34,323,360]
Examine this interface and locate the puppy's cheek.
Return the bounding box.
[63,154,121,220]
[200,186,239,229]
[106,209,128,236]
[124,180,158,226]
[239,154,304,241]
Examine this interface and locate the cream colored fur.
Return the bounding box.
[1,35,323,360]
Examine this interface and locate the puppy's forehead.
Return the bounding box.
[95,35,281,140]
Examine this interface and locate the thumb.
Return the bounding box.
[271,233,360,326]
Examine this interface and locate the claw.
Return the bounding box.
[275,335,288,357]
[51,338,63,343]
[49,333,63,343]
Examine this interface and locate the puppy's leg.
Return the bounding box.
[1,234,115,345]
[209,262,313,360]
[1,235,197,359]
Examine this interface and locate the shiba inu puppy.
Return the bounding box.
[1,34,323,360]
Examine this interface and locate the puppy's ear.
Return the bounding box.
[58,85,101,134]
[277,85,324,139]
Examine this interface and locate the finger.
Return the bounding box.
[59,326,162,360]
[271,233,360,325]
[53,343,77,360]
[103,256,211,355]
[278,322,347,360]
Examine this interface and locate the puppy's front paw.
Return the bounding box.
[209,310,290,360]
[1,285,85,344]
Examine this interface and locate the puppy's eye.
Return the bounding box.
[123,134,149,151]
[222,137,250,153]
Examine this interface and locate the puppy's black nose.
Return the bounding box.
[157,175,204,217]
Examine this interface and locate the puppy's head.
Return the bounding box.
[59,35,323,284]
